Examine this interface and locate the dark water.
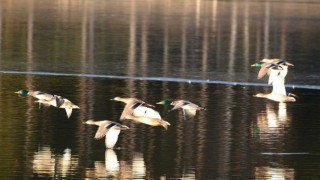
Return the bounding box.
[0,0,320,179]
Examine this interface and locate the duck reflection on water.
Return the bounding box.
[254,166,294,180]
[85,150,146,179]
[252,101,295,179]
[252,102,291,141]
[32,147,79,178]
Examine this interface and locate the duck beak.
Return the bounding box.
[156,102,162,104]
[251,63,257,67]
[14,91,20,94]
[73,105,80,109]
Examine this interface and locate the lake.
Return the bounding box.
[0,0,320,179]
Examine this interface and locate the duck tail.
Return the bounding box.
[160,120,171,130]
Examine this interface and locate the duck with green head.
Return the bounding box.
[15,90,55,101]
[157,99,206,120]
[253,63,296,103]
[15,90,79,118]
[251,58,294,80]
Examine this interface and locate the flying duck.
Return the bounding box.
[83,120,129,148]
[156,99,205,120]
[111,97,161,120]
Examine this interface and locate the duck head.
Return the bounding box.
[251,63,262,67]
[110,97,121,101]
[156,100,172,105]
[83,120,96,125]
[15,90,29,95]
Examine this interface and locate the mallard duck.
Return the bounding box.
[83,120,129,149]
[156,100,206,120]
[125,115,171,130]
[111,97,161,120]
[36,96,79,118]
[15,89,79,118]
[251,58,293,80]
[253,92,296,103]
[15,90,56,103]
[268,63,293,85]
[253,63,296,103]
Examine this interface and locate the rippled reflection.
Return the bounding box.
[105,149,119,176]
[255,103,291,142]
[253,102,295,179]
[84,150,146,179]
[255,166,294,180]
[81,150,121,178]
[32,147,79,178]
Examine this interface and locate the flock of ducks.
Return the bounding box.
[15,90,206,148]
[252,58,296,103]
[15,58,295,149]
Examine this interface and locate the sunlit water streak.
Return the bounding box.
[1,70,320,90]
[261,152,310,155]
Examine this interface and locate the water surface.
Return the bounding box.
[1,0,320,85]
[0,73,319,179]
[0,0,320,179]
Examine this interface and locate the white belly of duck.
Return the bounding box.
[131,116,161,126]
[132,106,162,119]
[105,130,120,148]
